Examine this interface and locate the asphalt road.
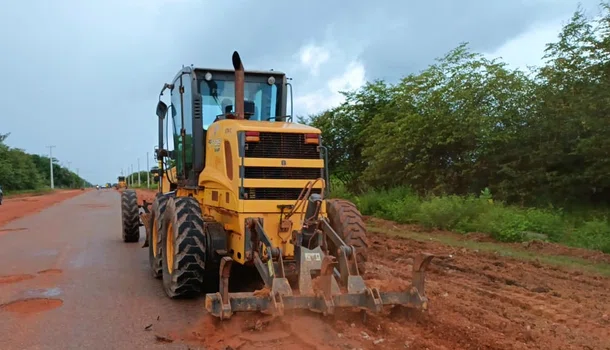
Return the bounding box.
[0,190,205,350]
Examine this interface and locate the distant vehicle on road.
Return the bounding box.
[0,185,3,205]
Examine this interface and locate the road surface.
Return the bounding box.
[0,190,205,350]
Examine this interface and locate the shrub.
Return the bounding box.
[330,186,610,253]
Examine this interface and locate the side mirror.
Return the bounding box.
[156,101,168,119]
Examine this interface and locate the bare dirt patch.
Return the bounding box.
[0,190,86,229]
[0,298,63,315]
[0,274,35,285]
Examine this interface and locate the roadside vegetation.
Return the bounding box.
[308,4,610,254]
[0,133,90,194]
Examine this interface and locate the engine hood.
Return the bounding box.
[208,119,321,135]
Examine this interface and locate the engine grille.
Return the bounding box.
[243,187,322,200]
[244,167,322,180]
[245,132,320,159]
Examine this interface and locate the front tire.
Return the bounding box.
[160,196,207,298]
[148,194,171,279]
[121,190,140,243]
[326,199,369,274]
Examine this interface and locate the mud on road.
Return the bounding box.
[125,188,609,350]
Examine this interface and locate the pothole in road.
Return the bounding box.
[0,298,63,315]
[0,274,36,284]
[37,268,62,275]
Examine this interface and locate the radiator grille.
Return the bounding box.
[243,188,322,200]
[244,167,321,180]
[245,132,319,159]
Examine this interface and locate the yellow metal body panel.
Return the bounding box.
[165,119,326,265]
[160,166,177,193]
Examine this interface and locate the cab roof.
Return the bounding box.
[172,66,285,83]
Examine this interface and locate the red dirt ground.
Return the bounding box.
[0,190,85,229]
[117,189,610,349]
[157,229,609,350]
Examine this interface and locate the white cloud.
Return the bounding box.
[483,18,565,71]
[295,61,366,115]
[298,44,330,76]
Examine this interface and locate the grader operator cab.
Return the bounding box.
[120,51,435,319]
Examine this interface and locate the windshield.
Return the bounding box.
[199,79,279,129]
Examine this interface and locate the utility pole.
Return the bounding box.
[137,158,141,186]
[46,145,56,189]
[66,162,72,188]
[146,152,150,189]
[131,164,134,186]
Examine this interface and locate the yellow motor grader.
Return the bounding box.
[120,51,435,319]
[116,176,128,190]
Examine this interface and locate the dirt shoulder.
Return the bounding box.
[0,189,87,229]
[357,218,610,349]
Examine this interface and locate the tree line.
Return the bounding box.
[0,133,90,192]
[306,3,610,209]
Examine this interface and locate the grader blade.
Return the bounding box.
[205,252,434,319]
[204,217,435,319]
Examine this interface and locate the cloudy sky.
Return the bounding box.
[0,0,603,185]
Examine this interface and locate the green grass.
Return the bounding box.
[367,223,610,277]
[330,184,610,254]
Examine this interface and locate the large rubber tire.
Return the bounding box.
[326,199,369,274]
[148,193,171,279]
[121,190,140,243]
[160,196,207,298]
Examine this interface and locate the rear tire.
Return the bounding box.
[121,190,140,243]
[161,196,207,298]
[326,199,369,274]
[148,193,171,279]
